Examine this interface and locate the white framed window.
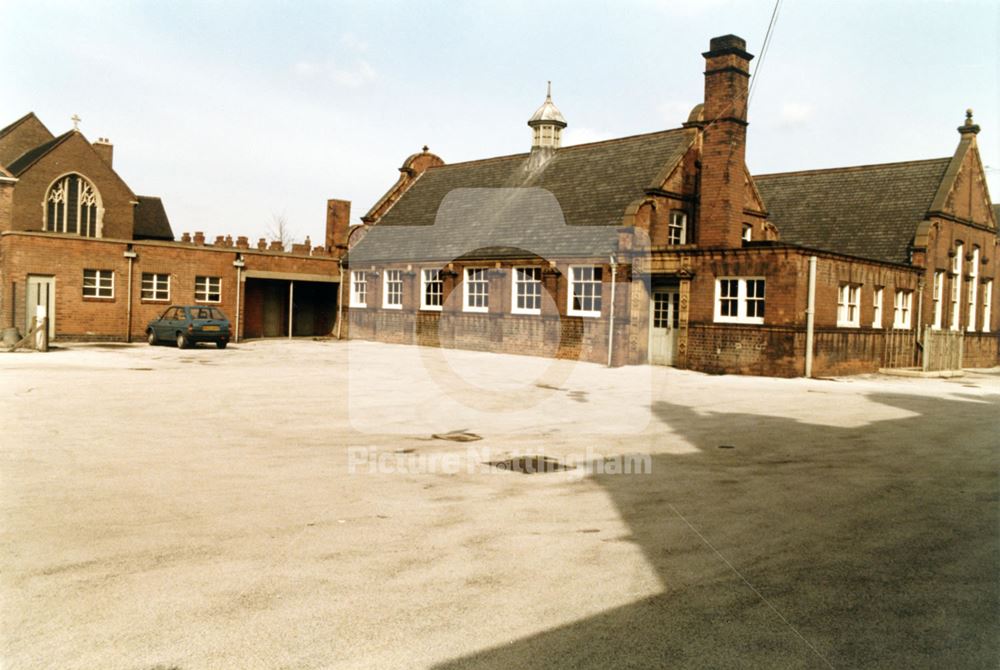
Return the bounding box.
[82,269,114,299]
[46,173,101,237]
[420,269,443,311]
[512,267,542,315]
[567,266,603,317]
[141,273,170,301]
[931,271,944,330]
[982,280,993,333]
[951,242,963,331]
[463,268,489,313]
[194,276,221,303]
[742,223,752,243]
[872,287,884,329]
[667,211,688,245]
[967,247,979,332]
[382,269,402,309]
[714,277,765,324]
[837,284,861,327]
[350,271,367,308]
[893,289,913,329]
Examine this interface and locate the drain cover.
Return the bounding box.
[432,430,482,442]
[488,456,571,474]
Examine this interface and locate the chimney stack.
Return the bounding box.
[93,137,114,167]
[698,35,753,248]
[326,199,351,252]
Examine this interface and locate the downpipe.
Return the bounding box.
[805,255,817,378]
[607,254,618,368]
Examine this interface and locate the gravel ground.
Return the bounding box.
[1,339,998,669]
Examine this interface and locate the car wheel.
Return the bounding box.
[176,332,189,349]
[147,330,157,345]
[216,341,228,349]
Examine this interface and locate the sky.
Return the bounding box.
[2,0,998,245]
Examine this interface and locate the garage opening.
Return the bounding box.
[243,277,338,338]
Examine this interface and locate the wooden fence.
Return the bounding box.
[921,326,963,372]
[879,327,964,371]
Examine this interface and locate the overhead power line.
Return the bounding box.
[748,0,783,108]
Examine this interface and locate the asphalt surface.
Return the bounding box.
[1,340,997,669]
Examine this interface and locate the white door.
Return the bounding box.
[26,275,56,338]
[649,289,679,365]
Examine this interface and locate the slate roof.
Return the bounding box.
[133,196,174,240]
[352,129,694,263]
[756,158,951,265]
[5,131,73,176]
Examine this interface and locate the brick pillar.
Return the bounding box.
[698,35,753,249]
[677,277,691,368]
[326,199,351,253]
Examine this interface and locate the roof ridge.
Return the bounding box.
[755,157,951,179]
[427,126,690,172]
[560,126,690,152]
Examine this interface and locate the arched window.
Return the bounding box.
[45,174,101,237]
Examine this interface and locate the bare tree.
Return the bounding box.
[266,213,295,251]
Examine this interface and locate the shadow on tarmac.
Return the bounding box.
[434,391,1000,669]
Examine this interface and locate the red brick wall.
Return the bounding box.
[0,115,53,167]
[917,216,998,333]
[0,232,341,341]
[0,181,13,233]
[10,133,136,239]
[343,259,623,365]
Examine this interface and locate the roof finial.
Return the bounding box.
[546,81,552,100]
[71,114,81,131]
[958,107,980,136]
[422,145,429,153]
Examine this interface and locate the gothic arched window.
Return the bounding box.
[45,174,101,237]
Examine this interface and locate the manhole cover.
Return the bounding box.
[432,430,482,442]
[488,456,571,474]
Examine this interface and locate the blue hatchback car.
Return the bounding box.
[146,305,232,349]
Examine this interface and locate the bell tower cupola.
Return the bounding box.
[527,81,567,149]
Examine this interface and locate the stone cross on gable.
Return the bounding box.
[71,114,81,131]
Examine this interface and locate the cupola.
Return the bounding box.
[527,82,567,149]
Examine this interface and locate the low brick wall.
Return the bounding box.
[685,323,800,377]
[964,333,1000,368]
[344,308,625,365]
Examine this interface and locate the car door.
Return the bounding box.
[163,307,182,337]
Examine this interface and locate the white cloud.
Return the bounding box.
[340,33,369,53]
[292,59,376,87]
[779,102,813,127]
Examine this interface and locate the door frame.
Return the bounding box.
[25,275,56,338]
[648,286,680,366]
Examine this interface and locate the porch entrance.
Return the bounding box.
[649,288,680,365]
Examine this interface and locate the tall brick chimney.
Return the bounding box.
[698,35,753,248]
[326,199,351,252]
[93,137,114,167]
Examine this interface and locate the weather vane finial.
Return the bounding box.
[71,114,81,131]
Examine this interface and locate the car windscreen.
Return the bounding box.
[190,307,227,320]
